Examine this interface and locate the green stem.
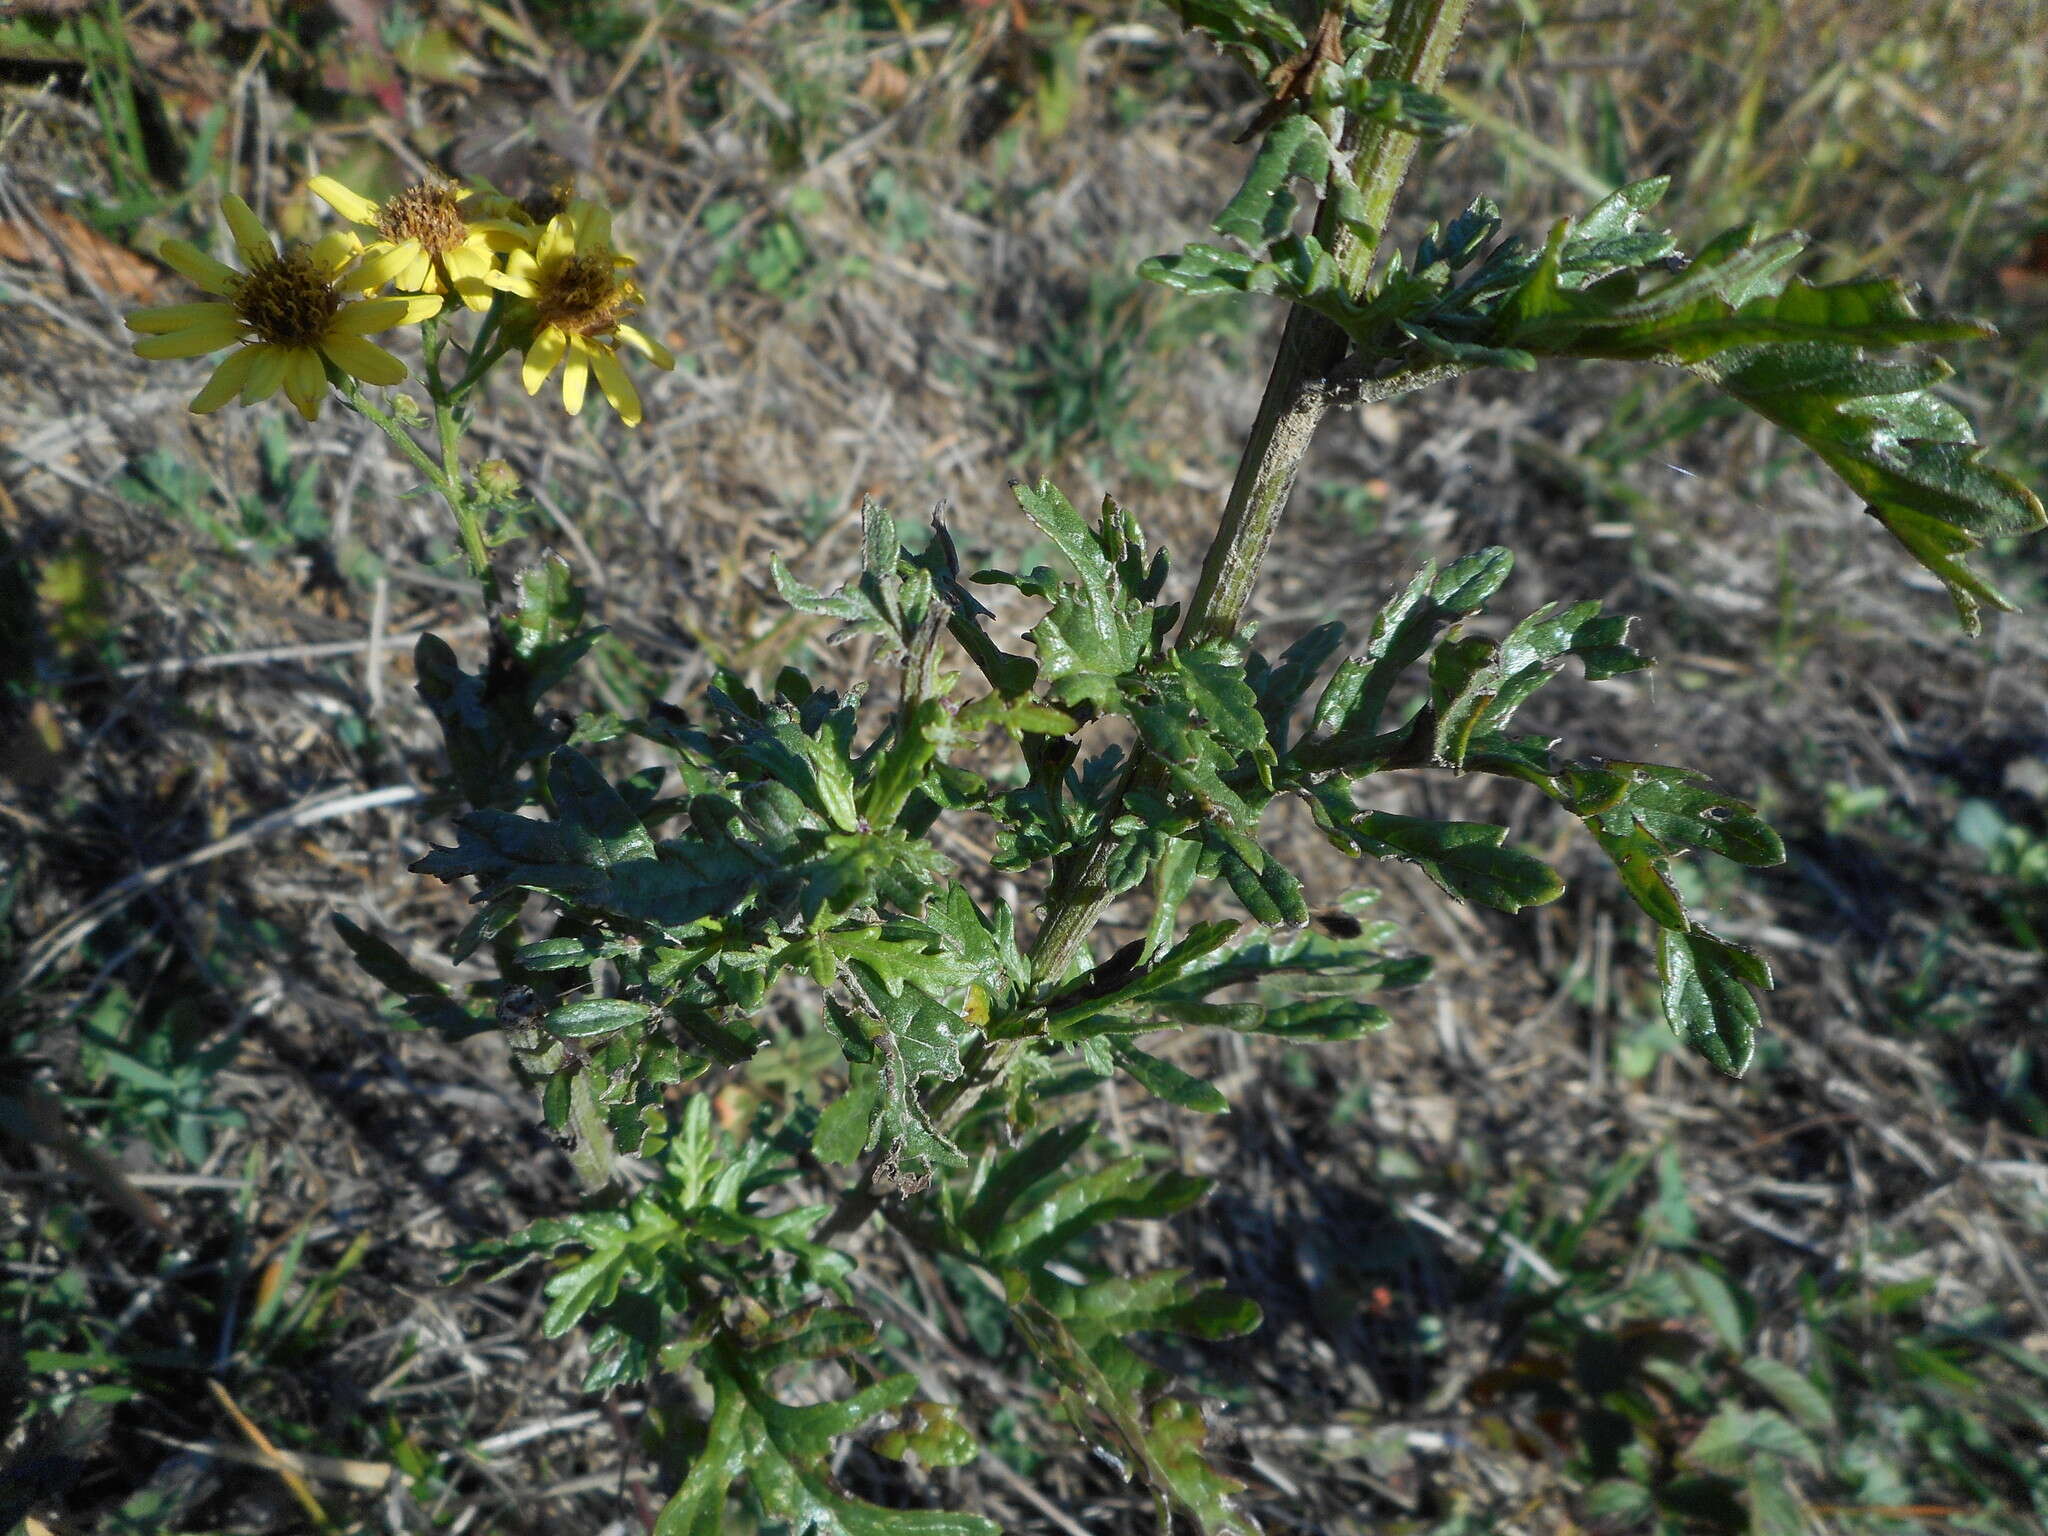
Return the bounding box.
[345,378,448,492]
[447,296,512,400]
[1183,0,1475,646]
[1034,23,1473,999]
[817,0,1479,1243]
[1032,0,1476,974]
[344,378,502,613]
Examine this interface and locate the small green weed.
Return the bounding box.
[114,419,325,567]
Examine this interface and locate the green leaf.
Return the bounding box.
[1251,620,1347,747]
[1138,241,1266,297]
[979,1153,1209,1269]
[1716,343,2044,630]
[848,966,971,1082]
[541,1246,629,1336]
[331,916,478,1036]
[1740,1357,1837,1433]
[1593,764,1783,868]
[1297,548,1514,760]
[1177,640,1272,760]
[1000,1285,1256,1535]
[1212,113,1360,249]
[1006,482,1155,706]
[544,997,652,1039]
[653,1376,748,1536]
[1253,997,1392,1040]
[1388,183,2046,629]
[812,1075,877,1166]
[1327,805,1563,913]
[962,1120,1099,1248]
[1677,1261,1750,1355]
[654,1334,1001,1536]
[873,1401,981,1470]
[1746,1466,1806,1536]
[1206,826,1308,926]
[1110,1039,1228,1115]
[1152,0,1304,69]
[1685,1406,1823,1476]
[770,552,871,624]
[1657,928,1769,1077]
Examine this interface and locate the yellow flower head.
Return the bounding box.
[125,195,441,421]
[308,176,527,313]
[486,201,676,428]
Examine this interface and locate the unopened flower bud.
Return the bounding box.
[475,459,521,499]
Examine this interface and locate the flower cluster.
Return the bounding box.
[126,180,675,426]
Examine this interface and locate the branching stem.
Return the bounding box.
[817,0,1476,1242]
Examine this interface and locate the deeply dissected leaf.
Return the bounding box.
[1002,1282,1257,1536]
[1410,188,2045,630]
[1154,0,1304,71]
[996,482,1158,709]
[655,1331,998,1536]
[1211,112,1365,248]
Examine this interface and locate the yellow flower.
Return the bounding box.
[485,201,675,428]
[307,176,528,313]
[126,195,441,421]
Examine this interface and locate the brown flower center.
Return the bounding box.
[376,182,468,255]
[535,250,635,337]
[234,247,342,347]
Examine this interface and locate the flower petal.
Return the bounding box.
[221,195,276,266]
[159,238,242,296]
[308,175,383,226]
[444,243,489,282]
[310,230,363,276]
[187,346,259,413]
[536,214,574,269]
[471,218,532,254]
[521,327,567,394]
[126,302,237,335]
[240,344,287,404]
[559,341,590,416]
[351,239,420,291]
[282,346,328,420]
[589,343,641,428]
[134,323,241,360]
[321,333,408,386]
[397,251,435,292]
[333,294,442,334]
[616,325,677,371]
[484,267,537,297]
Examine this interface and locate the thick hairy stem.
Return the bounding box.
[818,0,1476,1241]
[1028,0,1478,976]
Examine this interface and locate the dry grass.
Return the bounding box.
[3,1,2047,1531]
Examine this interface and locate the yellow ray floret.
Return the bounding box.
[308,175,529,313]
[485,202,675,428]
[126,195,440,420]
